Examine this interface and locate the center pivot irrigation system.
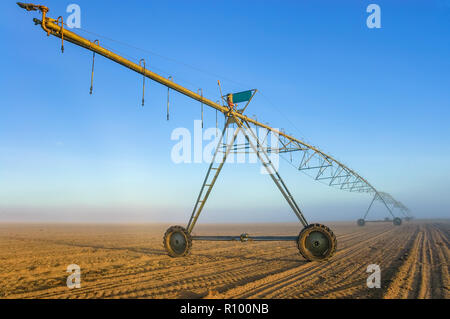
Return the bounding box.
[19,3,412,261]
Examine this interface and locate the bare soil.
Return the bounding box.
[0,221,447,299]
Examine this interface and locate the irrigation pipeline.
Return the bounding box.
[18,3,409,208]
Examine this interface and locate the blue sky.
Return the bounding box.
[1,1,449,223]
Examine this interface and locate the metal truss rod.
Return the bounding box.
[186,118,240,233]
[363,193,378,219]
[236,117,309,227]
[376,192,396,218]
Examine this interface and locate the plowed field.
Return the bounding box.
[0,221,447,299]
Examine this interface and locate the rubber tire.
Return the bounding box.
[163,225,192,257]
[357,219,366,226]
[393,217,402,226]
[297,223,337,262]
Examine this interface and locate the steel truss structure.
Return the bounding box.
[223,127,412,226]
[19,3,409,261]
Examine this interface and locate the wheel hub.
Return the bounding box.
[169,232,187,254]
[164,225,192,257]
[305,231,330,256]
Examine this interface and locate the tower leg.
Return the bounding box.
[376,192,396,219]
[363,193,378,219]
[186,118,241,233]
[235,116,308,226]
